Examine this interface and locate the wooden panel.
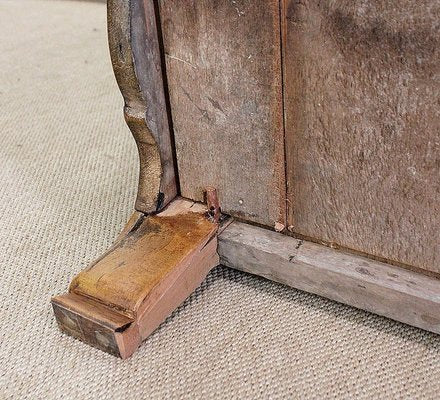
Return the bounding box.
[159,0,285,227]
[283,0,440,272]
[219,221,440,335]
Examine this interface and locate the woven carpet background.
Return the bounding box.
[1,1,440,399]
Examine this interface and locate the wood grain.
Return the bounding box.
[158,0,285,228]
[52,293,137,358]
[283,0,440,272]
[219,221,440,335]
[70,199,217,317]
[108,0,177,212]
[52,199,219,358]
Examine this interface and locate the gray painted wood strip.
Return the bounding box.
[218,221,440,334]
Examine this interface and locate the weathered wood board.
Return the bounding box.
[283,0,440,272]
[219,221,440,335]
[158,0,285,228]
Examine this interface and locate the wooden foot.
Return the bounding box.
[52,198,219,358]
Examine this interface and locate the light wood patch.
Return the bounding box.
[52,199,219,358]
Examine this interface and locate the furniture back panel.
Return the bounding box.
[159,0,286,228]
[158,0,439,274]
[283,0,440,273]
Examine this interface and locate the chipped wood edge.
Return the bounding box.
[218,221,440,335]
[108,0,177,213]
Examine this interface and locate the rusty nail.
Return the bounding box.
[205,187,221,223]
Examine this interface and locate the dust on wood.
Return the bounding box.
[283,0,440,273]
[158,0,286,228]
[219,221,440,336]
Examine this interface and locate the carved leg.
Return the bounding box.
[51,0,220,358]
[108,0,177,212]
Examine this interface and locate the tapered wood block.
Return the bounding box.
[52,199,219,358]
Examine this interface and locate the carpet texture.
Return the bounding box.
[1,1,440,399]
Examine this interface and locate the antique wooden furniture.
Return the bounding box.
[52,0,440,358]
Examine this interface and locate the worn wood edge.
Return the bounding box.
[108,0,177,213]
[51,241,218,358]
[52,198,219,358]
[218,221,440,334]
[137,236,219,339]
[51,293,139,358]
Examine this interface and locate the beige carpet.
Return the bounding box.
[1,1,440,399]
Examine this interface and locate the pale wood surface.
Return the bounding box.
[158,0,286,228]
[283,0,440,273]
[52,199,219,358]
[70,199,217,316]
[219,221,440,335]
[108,0,177,212]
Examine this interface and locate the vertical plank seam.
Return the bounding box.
[151,0,181,196]
[278,0,289,227]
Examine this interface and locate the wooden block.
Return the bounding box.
[283,0,440,272]
[158,0,286,228]
[219,221,440,335]
[52,199,219,358]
